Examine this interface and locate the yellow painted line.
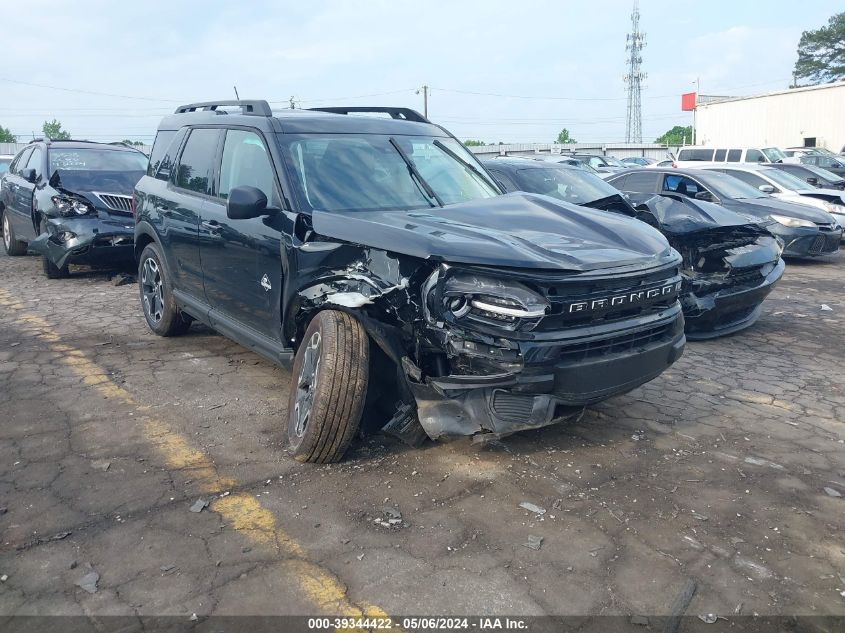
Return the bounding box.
[0,288,393,621]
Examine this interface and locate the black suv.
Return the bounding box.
[0,139,147,277]
[134,100,686,462]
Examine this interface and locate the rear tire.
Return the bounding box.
[138,243,191,336]
[2,211,27,256]
[40,221,69,279]
[288,310,369,463]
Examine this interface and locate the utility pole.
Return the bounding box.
[624,1,646,143]
[417,85,429,118]
[289,96,296,110]
[692,77,700,145]
[233,85,240,100]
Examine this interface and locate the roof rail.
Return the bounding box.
[174,100,272,116]
[307,106,430,123]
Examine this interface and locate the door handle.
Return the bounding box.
[202,220,223,232]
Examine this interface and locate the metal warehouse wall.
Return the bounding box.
[696,82,845,151]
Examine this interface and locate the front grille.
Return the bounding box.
[808,233,839,255]
[94,193,133,214]
[558,323,673,364]
[491,390,534,423]
[533,267,681,331]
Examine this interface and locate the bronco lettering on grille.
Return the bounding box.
[567,282,681,314]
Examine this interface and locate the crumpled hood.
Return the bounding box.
[50,169,143,197]
[311,192,674,271]
[628,193,767,235]
[735,196,836,224]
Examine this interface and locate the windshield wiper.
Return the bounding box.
[389,137,443,207]
[432,139,500,191]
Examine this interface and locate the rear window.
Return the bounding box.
[677,148,714,162]
[622,171,660,192]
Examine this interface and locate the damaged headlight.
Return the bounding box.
[425,269,549,328]
[52,194,95,217]
[768,214,815,229]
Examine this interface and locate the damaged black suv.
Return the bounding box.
[134,101,686,462]
[0,139,147,277]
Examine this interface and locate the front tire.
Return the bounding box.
[288,310,369,463]
[138,243,191,336]
[2,211,27,256]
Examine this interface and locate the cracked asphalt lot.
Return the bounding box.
[0,246,844,624]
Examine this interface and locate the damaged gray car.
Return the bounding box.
[135,101,686,462]
[0,139,146,278]
[485,159,785,340]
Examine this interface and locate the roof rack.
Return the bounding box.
[27,137,97,145]
[174,100,273,116]
[307,106,430,123]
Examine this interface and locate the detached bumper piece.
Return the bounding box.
[28,216,135,270]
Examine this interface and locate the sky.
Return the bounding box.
[1,0,841,146]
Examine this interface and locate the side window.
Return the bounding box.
[175,128,220,195]
[714,149,727,161]
[726,149,742,162]
[588,157,603,168]
[218,129,279,205]
[678,148,713,161]
[662,175,700,196]
[609,174,628,190]
[154,129,187,182]
[26,147,43,177]
[147,130,176,177]
[624,171,660,192]
[744,149,764,163]
[11,148,33,174]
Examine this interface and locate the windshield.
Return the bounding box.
[795,164,843,182]
[702,171,768,199]
[760,167,814,190]
[49,148,148,173]
[604,156,626,167]
[0,158,11,175]
[761,147,786,162]
[514,166,620,205]
[280,134,499,212]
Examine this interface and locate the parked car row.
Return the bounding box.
[0,104,840,464]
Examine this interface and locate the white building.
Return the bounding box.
[695,81,845,152]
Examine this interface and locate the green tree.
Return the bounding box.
[555,128,577,144]
[121,139,146,146]
[42,119,71,140]
[0,124,15,143]
[655,125,693,145]
[794,12,845,85]
[463,139,487,147]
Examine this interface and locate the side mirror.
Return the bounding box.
[694,191,714,202]
[227,186,269,220]
[807,177,819,186]
[758,185,775,194]
[20,168,37,183]
[832,162,843,169]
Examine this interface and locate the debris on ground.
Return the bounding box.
[91,459,111,472]
[523,535,543,551]
[75,570,100,594]
[374,505,404,528]
[823,487,842,498]
[630,615,649,626]
[0,507,7,515]
[189,498,209,513]
[110,273,135,287]
[698,614,718,624]
[160,564,176,573]
[820,304,833,311]
[519,501,547,515]
[189,613,198,621]
[356,553,365,561]
[0,575,8,582]
[631,432,644,441]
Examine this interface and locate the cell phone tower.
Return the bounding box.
[624,0,646,143]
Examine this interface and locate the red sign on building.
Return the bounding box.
[681,92,697,111]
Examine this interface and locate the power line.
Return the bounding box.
[0,77,182,103]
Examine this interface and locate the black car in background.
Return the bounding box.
[607,168,842,258]
[0,139,147,277]
[770,162,845,190]
[799,154,845,178]
[486,159,784,339]
[133,101,687,462]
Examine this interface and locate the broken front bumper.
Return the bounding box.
[28,216,135,270]
[406,307,686,439]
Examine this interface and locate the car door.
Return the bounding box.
[1,148,30,228]
[166,127,222,301]
[8,146,43,241]
[201,127,286,340]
